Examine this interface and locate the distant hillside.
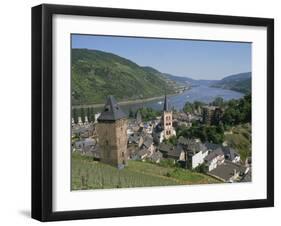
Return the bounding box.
[72,49,177,105]
[211,72,251,94]
[163,73,217,86]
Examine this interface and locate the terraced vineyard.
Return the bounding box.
[71,153,219,190]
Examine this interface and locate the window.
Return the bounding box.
[104,106,110,112]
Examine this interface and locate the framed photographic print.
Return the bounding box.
[32,4,274,221]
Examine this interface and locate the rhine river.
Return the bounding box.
[118,85,244,113]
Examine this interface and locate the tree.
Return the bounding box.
[164,135,177,146]
[195,163,208,173]
[222,94,251,126]
[139,107,161,121]
[72,108,78,124]
[80,108,85,123]
[183,101,205,114]
[183,101,193,113]
[88,107,95,122]
[212,97,224,107]
[193,101,205,109]
[128,108,134,118]
[87,107,91,122]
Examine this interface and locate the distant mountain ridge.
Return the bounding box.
[72,49,177,105]
[211,72,251,94]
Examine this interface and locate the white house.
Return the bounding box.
[177,136,209,169]
[190,148,209,169]
[204,148,225,171]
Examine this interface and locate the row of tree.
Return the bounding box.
[128,107,161,122]
[72,107,96,124]
[182,97,226,114]
[183,101,205,114]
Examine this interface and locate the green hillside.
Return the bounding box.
[72,49,176,105]
[211,72,251,94]
[225,124,251,162]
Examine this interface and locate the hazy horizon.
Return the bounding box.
[72,34,251,80]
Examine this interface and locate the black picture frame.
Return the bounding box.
[32,4,274,222]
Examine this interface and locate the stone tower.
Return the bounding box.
[162,94,173,139]
[97,96,128,169]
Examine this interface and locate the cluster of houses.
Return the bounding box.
[72,95,251,183]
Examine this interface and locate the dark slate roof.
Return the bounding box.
[204,148,224,162]
[128,133,141,144]
[223,147,239,161]
[163,94,169,111]
[159,143,174,153]
[72,125,93,134]
[137,148,149,157]
[204,142,222,151]
[168,145,183,158]
[209,160,247,181]
[178,137,207,155]
[97,95,127,121]
[187,142,207,155]
[142,136,153,148]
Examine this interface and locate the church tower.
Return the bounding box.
[97,96,128,169]
[162,94,174,139]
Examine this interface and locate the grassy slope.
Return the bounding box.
[72,49,175,105]
[72,153,219,190]
[224,123,251,162]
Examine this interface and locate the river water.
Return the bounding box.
[105,85,244,113]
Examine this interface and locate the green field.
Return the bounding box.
[71,153,219,190]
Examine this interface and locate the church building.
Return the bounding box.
[97,96,128,169]
[153,94,176,144]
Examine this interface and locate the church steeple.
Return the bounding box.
[163,94,169,111]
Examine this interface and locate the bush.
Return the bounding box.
[194,163,208,173]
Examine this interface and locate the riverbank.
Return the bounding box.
[72,88,189,109]
[72,85,244,112]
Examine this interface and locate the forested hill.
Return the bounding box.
[71,49,176,105]
[211,72,251,94]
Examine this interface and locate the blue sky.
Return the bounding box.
[72,34,251,80]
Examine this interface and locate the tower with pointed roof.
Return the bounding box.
[97,95,128,168]
[162,94,174,140]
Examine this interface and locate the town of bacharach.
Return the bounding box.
[71,35,252,190]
